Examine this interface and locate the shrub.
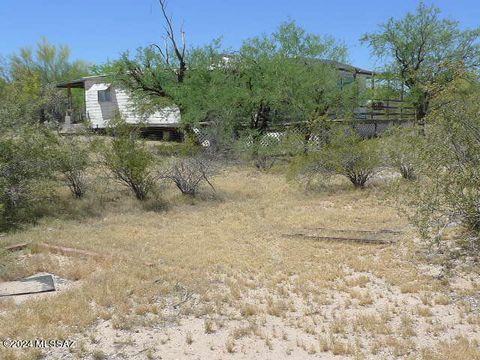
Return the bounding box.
[286,153,320,190]
[0,126,58,229]
[103,119,157,200]
[407,72,480,251]
[54,136,91,198]
[162,155,215,196]
[380,126,423,180]
[287,128,380,189]
[319,129,380,187]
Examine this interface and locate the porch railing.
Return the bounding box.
[354,99,416,122]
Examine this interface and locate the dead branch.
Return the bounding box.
[161,156,216,196]
[157,0,187,82]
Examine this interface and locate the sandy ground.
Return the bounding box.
[0,167,479,360]
[40,267,480,360]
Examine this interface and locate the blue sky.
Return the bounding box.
[0,0,478,71]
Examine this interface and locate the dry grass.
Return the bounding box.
[421,336,480,359]
[0,165,479,359]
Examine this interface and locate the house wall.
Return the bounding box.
[84,78,180,128]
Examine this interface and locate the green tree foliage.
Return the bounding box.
[178,21,360,153]
[408,69,480,249]
[0,38,89,126]
[99,46,181,113]
[236,20,349,129]
[102,118,157,200]
[361,1,480,121]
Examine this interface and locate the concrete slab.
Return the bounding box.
[0,274,56,297]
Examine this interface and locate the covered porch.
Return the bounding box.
[56,76,99,130]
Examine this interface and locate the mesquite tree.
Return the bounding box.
[361,2,480,122]
[175,21,358,153]
[2,38,88,125]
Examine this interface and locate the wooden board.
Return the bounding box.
[37,243,100,258]
[284,233,396,245]
[283,226,405,245]
[4,242,31,252]
[306,227,404,235]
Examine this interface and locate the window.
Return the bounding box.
[98,87,112,102]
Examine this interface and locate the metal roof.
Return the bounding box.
[219,53,375,75]
[319,59,374,76]
[56,57,374,89]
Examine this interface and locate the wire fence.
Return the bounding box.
[195,100,416,149]
[197,120,413,149]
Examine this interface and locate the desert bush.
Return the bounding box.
[286,153,327,191]
[380,126,423,180]
[0,126,58,229]
[407,72,480,250]
[287,128,380,189]
[162,155,215,196]
[54,136,91,198]
[102,119,157,200]
[319,129,380,187]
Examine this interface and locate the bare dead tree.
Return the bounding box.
[154,0,187,83]
[114,0,188,103]
[162,156,215,196]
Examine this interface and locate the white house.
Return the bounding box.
[56,75,182,139]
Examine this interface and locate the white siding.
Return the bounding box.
[85,79,115,127]
[85,79,180,128]
[115,89,180,125]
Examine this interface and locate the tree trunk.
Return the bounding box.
[415,94,429,136]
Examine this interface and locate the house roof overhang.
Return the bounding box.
[317,59,374,76]
[56,75,107,89]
